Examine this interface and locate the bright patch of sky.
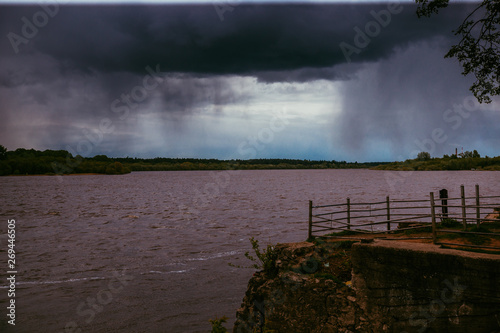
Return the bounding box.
[125,77,343,159]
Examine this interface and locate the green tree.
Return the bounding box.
[416,0,500,103]
[92,154,111,162]
[463,150,473,158]
[105,161,131,175]
[0,161,12,175]
[0,145,7,160]
[473,149,481,158]
[417,151,431,161]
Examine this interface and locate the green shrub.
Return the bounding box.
[468,225,491,233]
[230,237,279,278]
[245,237,279,277]
[209,316,228,333]
[463,233,489,245]
[335,240,357,249]
[439,218,462,228]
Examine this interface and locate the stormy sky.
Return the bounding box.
[0,1,498,161]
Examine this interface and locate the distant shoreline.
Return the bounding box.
[3,169,372,177]
[5,173,103,177]
[0,147,381,176]
[4,168,500,178]
[1,147,499,176]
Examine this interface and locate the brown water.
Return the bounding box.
[0,169,498,332]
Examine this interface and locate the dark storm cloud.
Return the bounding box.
[1,2,497,160]
[156,74,255,112]
[0,3,475,81]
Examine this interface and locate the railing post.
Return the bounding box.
[386,196,391,231]
[461,184,467,230]
[430,192,437,244]
[439,188,448,220]
[475,184,480,226]
[308,200,313,240]
[347,197,351,230]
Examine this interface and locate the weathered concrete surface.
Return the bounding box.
[351,240,500,333]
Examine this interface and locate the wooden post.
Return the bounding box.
[386,196,391,231]
[475,184,480,226]
[308,200,313,239]
[461,185,467,230]
[439,188,448,220]
[430,192,437,244]
[347,197,351,230]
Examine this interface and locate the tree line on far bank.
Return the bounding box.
[373,150,500,171]
[1,146,498,176]
[0,146,132,176]
[0,146,380,176]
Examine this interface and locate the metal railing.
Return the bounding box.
[308,185,500,251]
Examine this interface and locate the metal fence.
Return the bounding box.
[430,184,500,250]
[308,184,500,251]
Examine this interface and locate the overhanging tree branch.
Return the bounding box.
[416,0,500,103]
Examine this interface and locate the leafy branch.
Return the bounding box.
[209,316,228,333]
[229,237,279,277]
[416,0,500,103]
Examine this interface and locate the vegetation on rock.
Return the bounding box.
[233,240,374,332]
[209,316,229,333]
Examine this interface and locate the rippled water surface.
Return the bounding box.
[0,170,498,332]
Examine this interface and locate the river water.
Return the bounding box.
[0,169,498,332]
